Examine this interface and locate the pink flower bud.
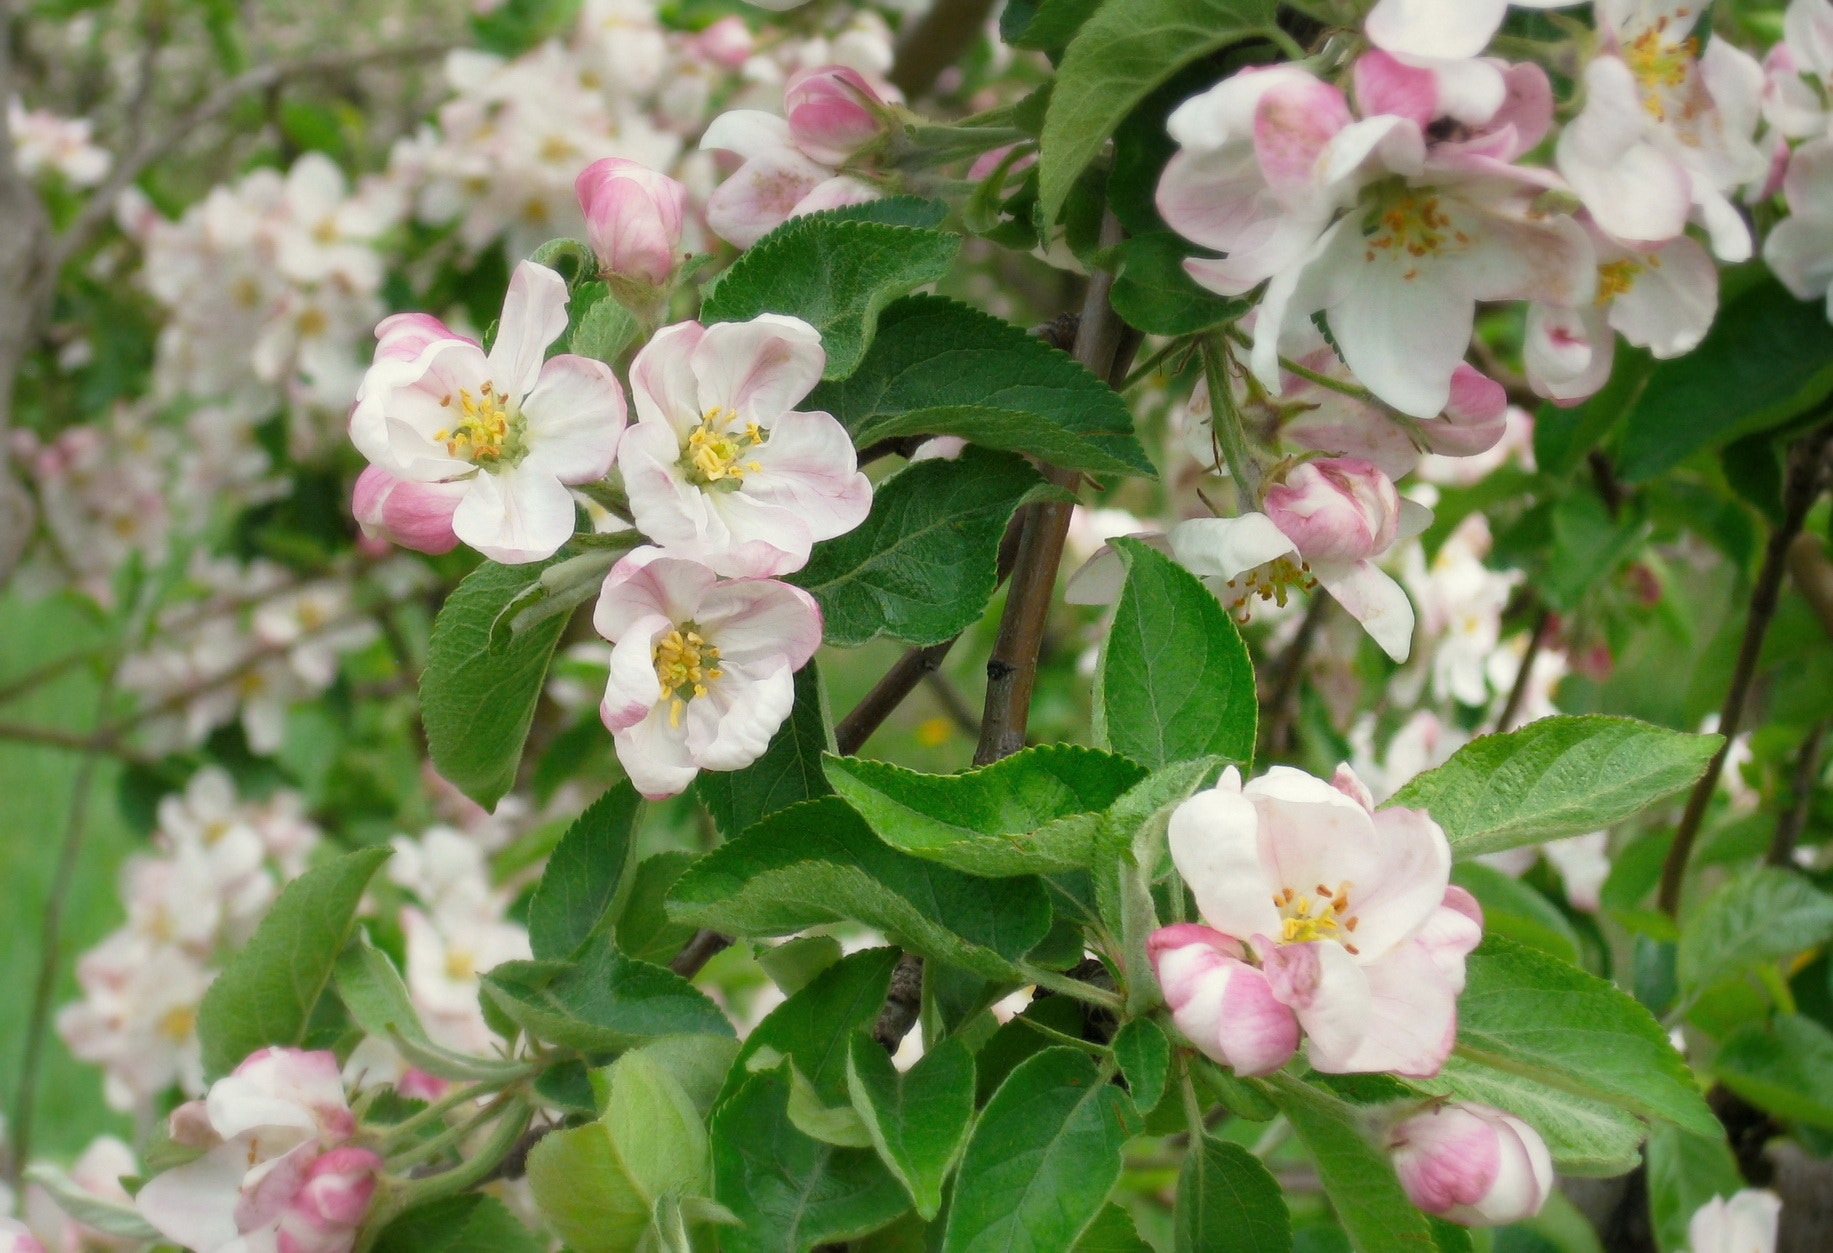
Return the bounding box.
[1261,457,1401,565]
[574,158,688,289]
[352,465,464,555]
[1422,366,1508,458]
[1148,924,1298,1077]
[1388,1102,1553,1227]
[396,1068,449,1102]
[274,1148,382,1253]
[691,16,753,69]
[785,66,889,166]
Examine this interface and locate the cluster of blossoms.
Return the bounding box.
[7,96,109,187]
[353,146,871,798]
[57,769,320,1112]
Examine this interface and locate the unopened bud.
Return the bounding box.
[784,66,890,166]
[574,158,689,290]
[1387,1101,1552,1227]
[1147,923,1298,1077]
[1262,457,1401,564]
[352,465,465,556]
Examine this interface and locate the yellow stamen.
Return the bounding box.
[681,406,769,486]
[654,624,722,723]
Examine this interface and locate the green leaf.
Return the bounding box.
[847,1034,977,1220]
[1388,716,1721,859]
[1037,0,1277,221]
[1532,349,1651,480]
[1406,1054,1645,1178]
[1098,537,1256,770]
[1007,0,1104,51]
[730,947,902,1106]
[567,283,640,363]
[422,557,573,808]
[1451,863,1583,965]
[1112,1019,1171,1113]
[481,934,733,1052]
[1645,1124,1744,1253]
[633,1034,742,1117]
[369,1195,543,1253]
[1110,232,1249,335]
[695,662,833,839]
[1618,276,1833,482]
[814,196,950,229]
[825,744,1149,876]
[759,934,846,997]
[1676,866,1833,998]
[667,797,1054,981]
[793,448,1068,648]
[1268,1075,1437,1253]
[1456,936,1719,1137]
[616,851,700,965]
[197,847,391,1078]
[334,937,527,1083]
[700,217,959,380]
[1174,1133,1292,1253]
[1073,1205,1155,1253]
[806,294,1155,477]
[527,1050,711,1253]
[943,1047,1141,1253]
[713,1068,910,1253]
[527,783,643,961]
[789,1062,877,1146]
[1715,1013,1833,1129]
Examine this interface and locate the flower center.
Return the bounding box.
[434,383,527,469]
[158,1005,197,1041]
[1360,185,1471,277]
[1224,556,1317,621]
[681,406,766,489]
[653,624,723,727]
[1596,255,1658,304]
[1273,882,1360,954]
[445,948,477,982]
[1624,26,1697,121]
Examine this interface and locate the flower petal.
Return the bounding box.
[1313,559,1416,663]
[1167,778,1283,941]
[520,354,627,484]
[690,315,826,422]
[487,262,571,402]
[452,465,576,565]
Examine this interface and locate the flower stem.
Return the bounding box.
[1200,336,1261,509]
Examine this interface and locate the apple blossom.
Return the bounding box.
[1763,0,1833,137]
[7,98,110,187]
[1387,1101,1554,1226]
[1156,764,1483,1077]
[619,314,871,577]
[350,260,627,564]
[1685,1190,1781,1253]
[574,157,688,290]
[594,547,823,798]
[783,66,891,166]
[1764,137,1833,320]
[1364,0,1584,63]
[352,465,465,555]
[137,1048,380,1253]
[1148,923,1301,1075]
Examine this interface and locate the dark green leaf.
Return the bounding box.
[422,557,573,808]
[1073,1205,1154,1253]
[1008,0,1104,51]
[696,662,832,839]
[943,1048,1141,1253]
[1268,1076,1437,1253]
[807,295,1155,477]
[1112,1019,1171,1113]
[847,1034,977,1219]
[700,218,959,380]
[1618,276,1833,482]
[1531,349,1650,479]
[1676,866,1833,999]
[527,783,643,961]
[1175,1133,1292,1253]
[616,851,700,965]
[1645,1124,1743,1253]
[793,449,1068,648]
[713,1069,910,1253]
[1456,936,1719,1137]
[667,797,1054,981]
[370,1195,543,1253]
[1110,233,1249,335]
[1388,716,1721,859]
[729,947,901,1107]
[1038,0,1278,221]
[1715,1014,1833,1129]
[481,934,733,1052]
[813,197,950,229]
[825,744,1149,876]
[1098,537,1256,770]
[197,848,391,1078]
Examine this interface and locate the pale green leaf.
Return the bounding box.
[1676,865,1833,998]
[1267,1075,1437,1253]
[1645,1124,1743,1253]
[481,934,733,1052]
[1715,1014,1833,1129]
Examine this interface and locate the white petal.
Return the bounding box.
[1169,515,1297,582]
[452,465,576,564]
[488,262,571,402]
[1167,783,1282,941]
[1314,559,1416,662]
[519,354,627,484]
[690,316,826,422]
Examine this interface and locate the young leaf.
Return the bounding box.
[943,1048,1141,1253]
[1174,1134,1292,1253]
[1268,1076,1437,1253]
[1645,1124,1744,1253]
[1111,1019,1170,1113]
[1098,537,1256,770]
[527,783,643,961]
[481,934,733,1052]
[22,1165,161,1242]
[197,847,391,1078]
[667,796,1054,982]
[1406,1054,1645,1178]
[824,744,1149,876]
[1388,716,1721,859]
[422,556,574,808]
[712,1068,910,1253]
[334,937,527,1083]
[806,294,1155,477]
[1456,936,1719,1137]
[1110,233,1249,335]
[695,662,832,839]
[699,217,959,380]
[847,1034,977,1219]
[633,1034,743,1117]
[1675,865,1833,998]
[1037,0,1278,221]
[369,1195,543,1253]
[789,1062,876,1147]
[729,947,902,1107]
[616,851,700,965]
[1714,1014,1833,1129]
[793,448,1070,648]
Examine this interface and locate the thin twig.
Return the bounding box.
[1259,595,1331,762]
[1496,608,1553,734]
[923,671,982,739]
[887,0,1000,98]
[1659,427,1832,915]
[669,929,732,978]
[872,953,925,1051]
[1769,719,1829,869]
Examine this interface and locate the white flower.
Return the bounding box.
[1684,1190,1780,1253]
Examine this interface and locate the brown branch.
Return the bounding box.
[1659,427,1832,915]
[1495,607,1553,734]
[1770,718,1829,869]
[887,0,1001,99]
[668,928,732,978]
[871,952,925,1051]
[975,216,1131,766]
